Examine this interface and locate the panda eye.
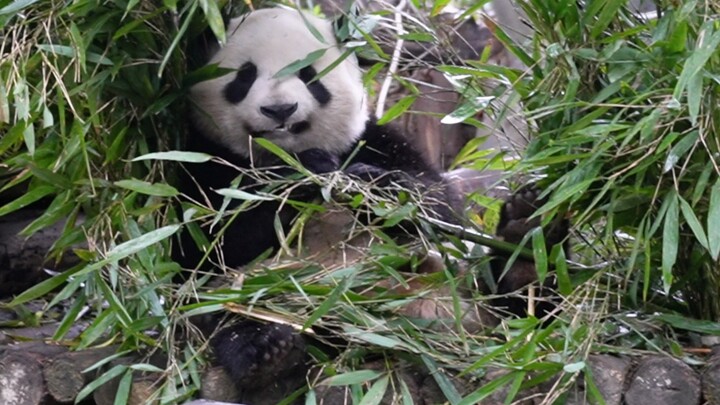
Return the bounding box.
[298,66,331,105]
[298,66,317,83]
[223,62,257,104]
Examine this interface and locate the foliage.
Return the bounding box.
[1,0,216,401]
[3,0,719,403]
[454,1,720,320]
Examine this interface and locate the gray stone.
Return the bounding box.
[625,356,701,405]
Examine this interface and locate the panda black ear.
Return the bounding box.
[334,13,351,42]
[187,27,220,70]
[332,3,362,42]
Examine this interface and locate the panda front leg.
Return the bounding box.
[211,320,308,401]
[491,186,568,319]
[344,162,393,183]
[296,148,340,174]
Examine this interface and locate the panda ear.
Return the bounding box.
[186,27,220,70]
[333,13,351,42]
[332,3,362,43]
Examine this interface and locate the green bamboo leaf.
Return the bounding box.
[314,50,354,82]
[673,23,720,101]
[0,83,8,124]
[115,179,179,197]
[563,361,585,373]
[662,192,679,293]
[0,0,39,16]
[108,225,180,259]
[274,49,327,79]
[584,367,605,405]
[663,131,698,173]
[133,151,212,163]
[589,0,625,39]
[215,188,275,201]
[12,224,180,306]
[53,291,87,340]
[321,370,381,386]
[0,185,56,217]
[198,0,225,43]
[441,96,493,125]
[709,180,720,260]
[678,196,709,251]
[159,0,197,77]
[553,245,571,295]
[36,44,113,65]
[114,371,133,405]
[254,138,310,175]
[42,105,53,128]
[655,313,720,335]
[75,365,128,403]
[69,22,85,72]
[422,355,461,405]
[98,279,133,327]
[457,372,515,405]
[431,0,451,16]
[377,95,416,125]
[22,121,35,157]
[532,228,548,284]
[344,326,412,350]
[687,66,703,125]
[303,270,355,329]
[358,375,390,405]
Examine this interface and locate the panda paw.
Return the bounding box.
[211,321,307,386]
[497,186,567,248]
[297,148,340,174]
[345,162,393,183]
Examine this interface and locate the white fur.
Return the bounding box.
[190,8,369,158]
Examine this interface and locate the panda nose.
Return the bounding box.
[260,103,298,122]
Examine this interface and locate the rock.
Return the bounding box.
[702,347,720,404]
[625,356,700,405]
[588,354,630,405]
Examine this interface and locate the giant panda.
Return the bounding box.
[177,7,565,404]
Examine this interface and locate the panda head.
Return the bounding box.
[190,8,369,158]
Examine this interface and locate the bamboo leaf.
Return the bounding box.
[76,365,128,403]
[133,151,212,163]
[321,370,381,386]
[673,23,720,102]
[303,269,355,329]
[662,192,679,293]
[113,371,133,405]
[274,49,327,79]
[198,0,225,43]
[377,95,416,125]
[115,179,179,197]
[423,355,461,405]
[709,180,720,260]
[678,196,709,251]
[0,185,56,217]
[532,228,548,284]
[0,0,39,17]
[215,188,275,201]
[358,375,390,405]
[663,131,698,173]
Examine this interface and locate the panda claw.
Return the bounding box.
[211,321,307,386]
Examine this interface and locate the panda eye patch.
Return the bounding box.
[298,66,331,106]
[223,62,257,104]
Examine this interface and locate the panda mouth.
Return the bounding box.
[251,121,310,137]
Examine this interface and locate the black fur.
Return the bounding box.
[298,66,331,105]
[223,62,257,104]
[177,119,454,271]
[490,187,568,319]
[176,110,461,393]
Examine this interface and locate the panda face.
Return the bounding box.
[190,8,369,158]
